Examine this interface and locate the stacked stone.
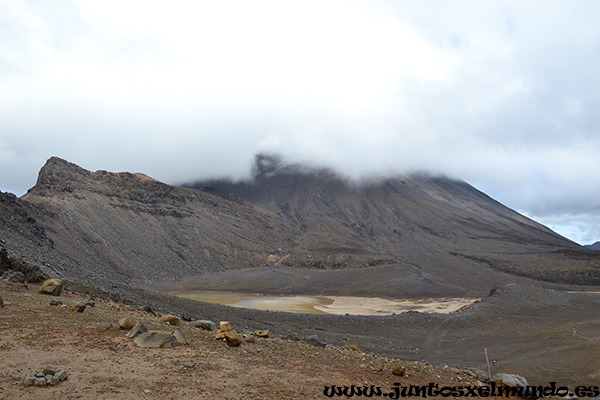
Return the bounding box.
[23,365,68,387]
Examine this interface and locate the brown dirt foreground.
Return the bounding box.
[1,281,513,400]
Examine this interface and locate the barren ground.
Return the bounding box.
[0,280,509,399]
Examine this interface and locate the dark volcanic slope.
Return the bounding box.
[1,155,599,296]
[188,155,600,293]
[2,157,283,289]
[586,241,600,250]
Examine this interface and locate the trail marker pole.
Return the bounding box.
[484,348,492,380]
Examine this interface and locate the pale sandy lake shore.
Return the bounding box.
[172,291,478,315]
[314,296,477,315]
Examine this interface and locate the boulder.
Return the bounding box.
[493,373,529,388]
[224,331,241,347]
[254,330,269,338]
[133,331,179,348]
[126,322,148,338]
[119,318,136,330]
[39,278,63,296]
[160,315,181,326]
[190,320,216,331]
[69,301,86,313]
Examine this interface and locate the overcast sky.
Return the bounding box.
[1,1,599,245]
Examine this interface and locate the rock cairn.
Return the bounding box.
[23,365,68,387]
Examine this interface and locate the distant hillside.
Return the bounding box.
[0,155,599,297]
[187,154,599,291]
[2,157,284,291]
[585,241,600,250]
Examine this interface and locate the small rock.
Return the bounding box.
[219,321,232,332]
[246,336,256,343]
[34,376,47,387]
[180,313,196,322]
[224,331,241,347]
[119,318,136,330]
[160,315,181,326]
[189,320,216,331]
[47,375,60,386]
[464,368,489,381]
[54,370,68,382]
[254,330,269,338]
[43,370,67,386]
[2,270,25,283]
[215,330,226,340]
[215,321,233,340]
[23,372,50,387]
[142,305,155,315]
[39,278,63,296]
[343,344,361,352]
[133,331,179,348]
[178,363,201,369]
[283,333,302,341]
[0,295,4,308]
[392,366,406,376]
[23,374,36,387]
[172,328,188,345]
[126,322,148,338]
[85,301,95,307]
[304,335,328,348]
[43,365,58,376]
[49,299,63,306]
[69,301,86,313]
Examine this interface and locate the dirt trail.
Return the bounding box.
[0,280,500,399]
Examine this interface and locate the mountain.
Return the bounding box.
[2,155,599,388]
[1,157,285,288]
[188,154,599,294]
[585,241,600,250]
[1,155,599,297]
